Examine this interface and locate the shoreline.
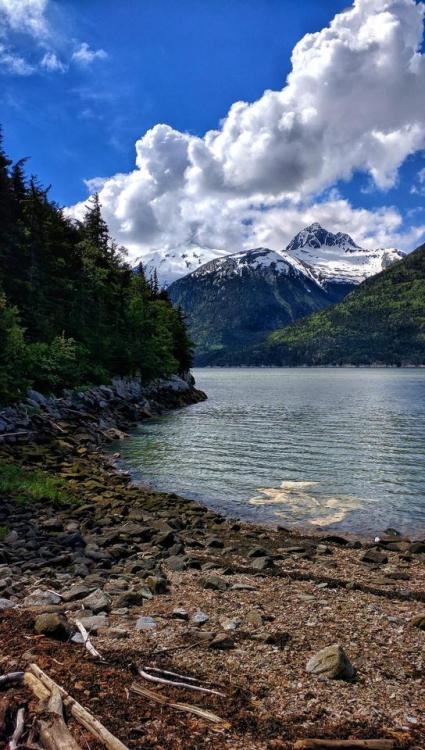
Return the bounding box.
[0,380,425,748]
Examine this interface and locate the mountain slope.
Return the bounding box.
[257,242,425,366]
[167,247,346,364]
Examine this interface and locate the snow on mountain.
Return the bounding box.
[134,246,222,286]
[190,247,321,287]
[135,223,404,288]
[285,223,404,285]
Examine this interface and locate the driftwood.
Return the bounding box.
[130,682,230,729]
[38,689,82,750]
[23,672,50,703]
[28,664,129,750]
[74,620,103,659]
[0,673,24,690]
[294,741,395,750]
[138,667,226,697]
[7,707,25,750]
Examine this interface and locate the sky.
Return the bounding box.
[1,0,425,263]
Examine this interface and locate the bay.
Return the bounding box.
[114,368,425,535]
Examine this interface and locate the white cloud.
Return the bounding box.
[71,42,107,66]
[0,0,108,75]
[0,0,49,40]
[40,50,65,72]
[68,0,425,265]
[0,43,34,74]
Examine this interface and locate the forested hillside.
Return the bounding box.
[258,242,425,366]
[0,130,192,403]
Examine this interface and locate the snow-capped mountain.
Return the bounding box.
[135,223,404,288]
[134,246,221,286]
[285,222,404,285]
[190,246,321,286]
[167,246,343,365]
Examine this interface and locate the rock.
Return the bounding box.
[247,547,268,558]
[209,633,234,650]
[409,541,425,554]
[172,608,189,620]
[202,575,228,592]
[192,610,209,625]
[206,537,224,549]
[4,530,18,546]
[0,597,15,610]
[165,555,189,572]
[251,556,274,571]
[41,517,64,532]
[306,644,355,680]
[80,589,111,614]
[221,617,241,631]
[411,613,425,629]
[61,584,96,602]
[135,616,157,630]
[155,531,175,549]
[77,614,108,632]
[22,589,61,607]
[245,610,264,628]
[145,575,168,594]
[320,535,349,546]
[361,548,388,565]
[263,631,291,649]
[115,589,149,607]
[34,613,70,640]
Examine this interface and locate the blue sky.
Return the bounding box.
[1,0,425,262]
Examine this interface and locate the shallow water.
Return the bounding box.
[115,368,425,535]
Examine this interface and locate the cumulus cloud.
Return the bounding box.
[71,42,107,66]
[0,0,49,40]
[68,0,425,263]
[0,43,34,74]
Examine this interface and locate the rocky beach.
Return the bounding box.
[0,379,424,750]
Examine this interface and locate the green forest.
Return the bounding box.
[0,130,192,403]
[259,241,425,366]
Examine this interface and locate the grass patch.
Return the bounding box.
[0,462,78,507]
[0,525,8,540]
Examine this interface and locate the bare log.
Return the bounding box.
[294,743,394,750]
[38,689,82,750]
[29,664,129,750]
[7,707,25,750]
[74,619,103,659]
[23,672,51,704]
[138,667,226,697]
[130,682,230,728]
[0,673,24,691]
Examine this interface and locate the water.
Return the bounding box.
[114,368,425,535]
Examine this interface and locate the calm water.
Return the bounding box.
[115,368,425,535]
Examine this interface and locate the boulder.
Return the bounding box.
[0,597,15,610]
[34,613,70,640]
[306,644,355,680]
[145,575,168,594]
[411,613,425,630]
[361,548,388,565]
[61,584,96,602]
[80,588,111,614]
[251,556,274,571]
[22,589,61,607]
[202,575,228,592]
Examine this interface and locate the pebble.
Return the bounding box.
[135,616,157,630]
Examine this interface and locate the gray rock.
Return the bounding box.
[411,613,425,629]
[306,644,355,680]
[76,614,108,632]
[0,597,15,610]
[192,610,209,625]
[209,632,234,650]
[230,583,257,592]
[248,547,269,558]
[22,589,61,607]
[361,548,388,565]
[145,575,168,594]
[202,575,228,592]
[172,608,189,620]
[61,584,96,602]
[165,555,189,572]
[251,556,274,571]
[80,589,111,614]
[221,617,241,631]
[135,616,157,630]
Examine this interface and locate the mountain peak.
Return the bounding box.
[286,223,360,254]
